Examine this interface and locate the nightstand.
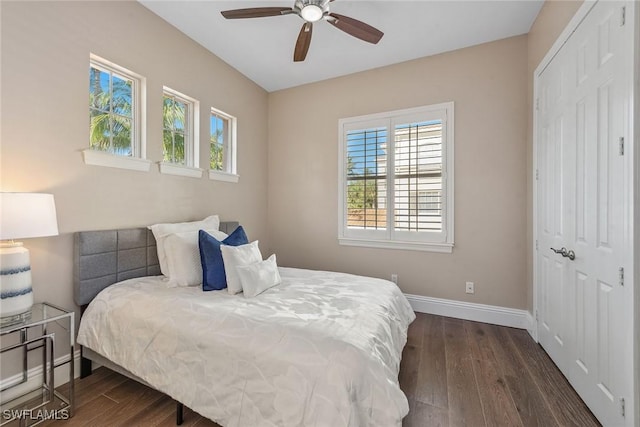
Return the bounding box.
[0,303,75,426]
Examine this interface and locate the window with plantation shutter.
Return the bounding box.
[338,103,454,252]
[346,127,387,230]
[394,121,443,232]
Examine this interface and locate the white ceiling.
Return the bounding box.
[139,1,544,92]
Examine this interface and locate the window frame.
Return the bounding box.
[159,87,202,178]
[208,107,238,183]
[338,102,454,253]
[85,53,149,172]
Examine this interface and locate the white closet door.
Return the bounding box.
[537,47,576,377]
[536,1,632,425]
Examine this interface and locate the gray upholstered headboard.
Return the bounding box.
[74,221,239,306]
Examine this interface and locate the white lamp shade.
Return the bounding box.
[0,193,59,240]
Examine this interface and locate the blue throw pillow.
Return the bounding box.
[199,226,249,291]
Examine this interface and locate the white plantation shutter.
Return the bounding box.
[346,127,387,230]
[338,103,454,252]
[393,121,443,232]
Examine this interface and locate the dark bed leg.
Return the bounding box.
[79,305,93,378]
[80,347,93,378]
[176,402,184,425]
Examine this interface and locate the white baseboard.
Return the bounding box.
[0,350,81,405]
[405,293,532,330]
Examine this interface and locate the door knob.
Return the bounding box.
[550,247,576,261]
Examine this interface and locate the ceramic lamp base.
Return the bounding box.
[0,242,34,326]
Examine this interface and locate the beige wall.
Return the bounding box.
[0,1,269,324]
[268,36,529,309]
[0,0,584,328]
[526,0,583,311]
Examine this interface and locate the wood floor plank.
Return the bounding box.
[464,321,523,427]
[41,394,119,426]
[488,325,559,427]
[507,328,600,427]
[444,319,486,426]
[413,314,448,408]
[399,344,420,399]
[102,378,158,403]
[406,312,426,348]
[66,368,129,407]
[155,406,206,427]
[402,398,449,427]
[400,314,427,399]
[116,394,175,426]
[55,366,116,396]
[99,379,168,424]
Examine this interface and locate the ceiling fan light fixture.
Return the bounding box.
[300,4,323,22]
[221,1,384,62]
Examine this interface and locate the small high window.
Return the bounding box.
[209,108,238,183]
[86,54,149,171]
[159,87,200,177]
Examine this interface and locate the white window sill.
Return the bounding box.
[338,237,453,253]
[83,149,151,172]
[159,162,203,178]
[209,170,239,183]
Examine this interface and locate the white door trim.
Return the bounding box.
[632,2,640,425]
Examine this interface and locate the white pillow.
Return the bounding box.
[236,254,282,298]
[164,229,228,287]
[149,215,220,276]
[220,241,262,295]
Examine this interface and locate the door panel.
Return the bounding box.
[574,270,588,374]
[596,280,614,401]
[596,81,613,249]
[575,99,587,245]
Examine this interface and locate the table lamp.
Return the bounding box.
[0,193,59,326]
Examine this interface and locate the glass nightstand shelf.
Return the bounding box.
[0,303,75,426]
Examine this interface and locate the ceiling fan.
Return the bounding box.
[221,0,384,62]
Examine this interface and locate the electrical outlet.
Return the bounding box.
[391,274,398,284]
[465,281,475,294]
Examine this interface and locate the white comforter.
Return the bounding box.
[77,267,416,427]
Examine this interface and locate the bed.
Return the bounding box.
[74,221,415,426]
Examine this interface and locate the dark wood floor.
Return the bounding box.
[400,314,599,427]
[24,313,598,426]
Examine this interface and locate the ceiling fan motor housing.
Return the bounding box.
[295,0,329,22]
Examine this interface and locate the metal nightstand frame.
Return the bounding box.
[0,303,75,426]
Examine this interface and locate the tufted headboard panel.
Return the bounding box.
[73,221,239,306]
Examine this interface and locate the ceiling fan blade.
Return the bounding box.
[221,7,293,19]
[294,22,313,62]
[327,13,383,44]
